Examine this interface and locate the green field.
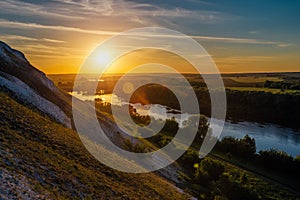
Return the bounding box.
[228,76,282,83]
[227,87,300,94]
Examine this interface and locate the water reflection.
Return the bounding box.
[70,91,300,156]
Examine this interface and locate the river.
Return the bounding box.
[70,91,300,157]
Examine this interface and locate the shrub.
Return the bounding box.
[193,158,225,186]
[217,135,256,159]
[178,148,201,169]
[217,174,259,200]
[123,138,147,153]
[256,149,294,172]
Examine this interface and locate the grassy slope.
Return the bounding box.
[217,158,299,200]
[0,91,187,199]
[211,151,300,194]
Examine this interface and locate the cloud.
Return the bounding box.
[0,19,291,48]
[0,0,234,27]
[277,43,291,48]
[191,35,291,47]
[0,34,66,43]
[0,0,83,20]
[54,0,220,18]
[6,43,88,58]
[0,19,118,36]
[218,56,274,62]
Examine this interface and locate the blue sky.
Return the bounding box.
[0,0,299,73]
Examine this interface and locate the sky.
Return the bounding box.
[0,0,299,74]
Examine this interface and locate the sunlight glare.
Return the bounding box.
[94,50,112,67]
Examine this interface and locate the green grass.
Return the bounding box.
[227,87,300,94]
[210,151,300,196]
[175,150,300,199]
[228,76,282,83]
[130,134,300,199]
[0,91,188,199]
[209,155,298,200]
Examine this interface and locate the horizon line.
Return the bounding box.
[47,71,300,76]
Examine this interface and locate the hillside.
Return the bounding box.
[0,41,188,199]
[0,91,187,199]
[0,41,72,127]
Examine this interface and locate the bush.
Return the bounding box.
[239,135,256,158]
[178,148,201,169]
[256,149,295,173]
[217,173,259,200]
[160,117,179,135]
[216,136,238,154]
[193,158,225,186]
[217,135,256,159]
[123,138,147,153]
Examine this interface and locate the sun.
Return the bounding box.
[95,51,112,66]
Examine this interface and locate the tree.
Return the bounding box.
[238,134,256,158]
[161,117,179,135]
[217,136,239,154]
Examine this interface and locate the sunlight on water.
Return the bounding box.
[70,91,300,156]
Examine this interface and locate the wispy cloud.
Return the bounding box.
[8,43,88,58]
[277,43,291,48]
[0,34,66,43]
[0,19,118,36]
[191,35,291,47]
[0,0,83,20]
[218,56,274,62]
[0,19,290,48]
[0,0,234,28]
[53,0,223,19]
